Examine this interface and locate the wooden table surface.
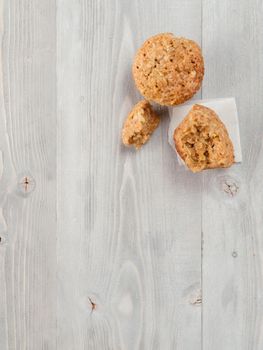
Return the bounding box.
[0,0,263,349]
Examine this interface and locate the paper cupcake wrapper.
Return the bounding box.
[168,97,242,168]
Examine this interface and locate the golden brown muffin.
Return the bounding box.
[122,100,160,149]
[173,104,234,172]
[132,33,204,106]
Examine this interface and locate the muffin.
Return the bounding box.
[173,104,234,172]
[122,100,160,149]
[133,33,204,106]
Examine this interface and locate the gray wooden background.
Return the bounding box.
[0,0,263,349]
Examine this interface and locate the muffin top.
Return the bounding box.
[133,33,204,106]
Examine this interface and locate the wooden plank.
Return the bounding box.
[57,0,202,349]
[0,0,57,349]
[202,1,263,349]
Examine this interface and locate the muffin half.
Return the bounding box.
[174,104,234,172]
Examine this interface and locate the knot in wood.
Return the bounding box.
[232,251,238,258]
[0,233,8,246]
[215,175,240,198]
[88,297,97,313]
[17,173,36,196]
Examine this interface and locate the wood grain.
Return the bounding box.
[0,0,57,349]
[57,0,202,349]
[1,0,263,349]
[202,1,263,349]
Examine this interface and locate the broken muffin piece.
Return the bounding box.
[122,100,160,149]
[173,104,234,172]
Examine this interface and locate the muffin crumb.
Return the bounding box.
[122,100,160,149]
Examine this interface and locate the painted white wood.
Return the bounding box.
[57,0,202,349]
[202,1,263,349]
[1,0,263,349]
[0,0,57,349]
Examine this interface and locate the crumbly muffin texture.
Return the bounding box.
[173,104,234,172]
[133,33,204,106]
[122,100,160,149]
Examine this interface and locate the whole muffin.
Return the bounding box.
[132,33,204,106]
[173,104,234,172]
